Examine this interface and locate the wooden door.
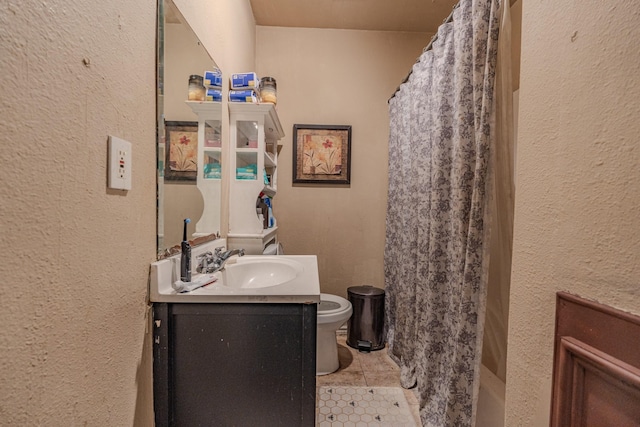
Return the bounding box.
[551,292,640,427]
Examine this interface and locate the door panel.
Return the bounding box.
[551,292,640,427]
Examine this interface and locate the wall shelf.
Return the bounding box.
[227,226,278,255]
[186,101,223,237]
[227,103,284,254]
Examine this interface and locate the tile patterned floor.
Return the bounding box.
[317,386,417,426]
[317,333,422,426]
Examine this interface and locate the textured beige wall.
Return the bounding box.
[256,26,429,298]
[0,0,256,425]
[173,0,256,74]
[0,0,157,424]
[506,1,640,425]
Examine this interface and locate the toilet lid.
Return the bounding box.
[318,300,341,312]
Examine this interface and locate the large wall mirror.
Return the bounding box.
[157,0,222,257]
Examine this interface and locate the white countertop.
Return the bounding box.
[149,240,320,304]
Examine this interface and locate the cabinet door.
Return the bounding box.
[153,303,317,426]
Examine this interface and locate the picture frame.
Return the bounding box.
[164,121,198,181]
[293,124,352,185]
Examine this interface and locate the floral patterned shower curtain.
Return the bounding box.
[385,0,502,425]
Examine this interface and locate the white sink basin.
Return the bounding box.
[221,257,304,289]
[149,241,320,304]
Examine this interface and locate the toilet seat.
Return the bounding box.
[317,293,352,325]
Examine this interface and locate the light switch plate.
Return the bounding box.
[108,135,132,190]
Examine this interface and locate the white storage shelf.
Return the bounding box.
[186,101,223,237]
[228,103,284,254]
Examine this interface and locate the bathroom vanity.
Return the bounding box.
[150,250,320,426]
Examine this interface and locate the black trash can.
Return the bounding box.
[346,285,385,352]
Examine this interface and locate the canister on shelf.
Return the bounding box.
[188,74,206,101]
[259,77,277,104]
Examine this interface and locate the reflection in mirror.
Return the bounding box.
[157,0,222,258]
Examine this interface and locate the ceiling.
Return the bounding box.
[249,0,461,33]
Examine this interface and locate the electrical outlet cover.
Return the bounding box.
[108,135,132,190]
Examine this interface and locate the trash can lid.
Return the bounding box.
[347,285,384,296]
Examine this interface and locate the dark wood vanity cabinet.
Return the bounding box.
[152,302,317,426]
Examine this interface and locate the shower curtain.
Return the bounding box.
[385,0,505,425]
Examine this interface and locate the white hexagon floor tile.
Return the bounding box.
[317,386,417,426]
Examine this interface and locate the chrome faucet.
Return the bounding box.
[196,247,245,274]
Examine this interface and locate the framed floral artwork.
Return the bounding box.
[293,124,352,185]
[165,121,198,181]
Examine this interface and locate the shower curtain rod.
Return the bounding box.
[388,1,460,102]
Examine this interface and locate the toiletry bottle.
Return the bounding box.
[181,218,192,282]
[264,196,275,228]
[256,197,269,229]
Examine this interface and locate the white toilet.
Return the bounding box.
[316,293,353,375]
